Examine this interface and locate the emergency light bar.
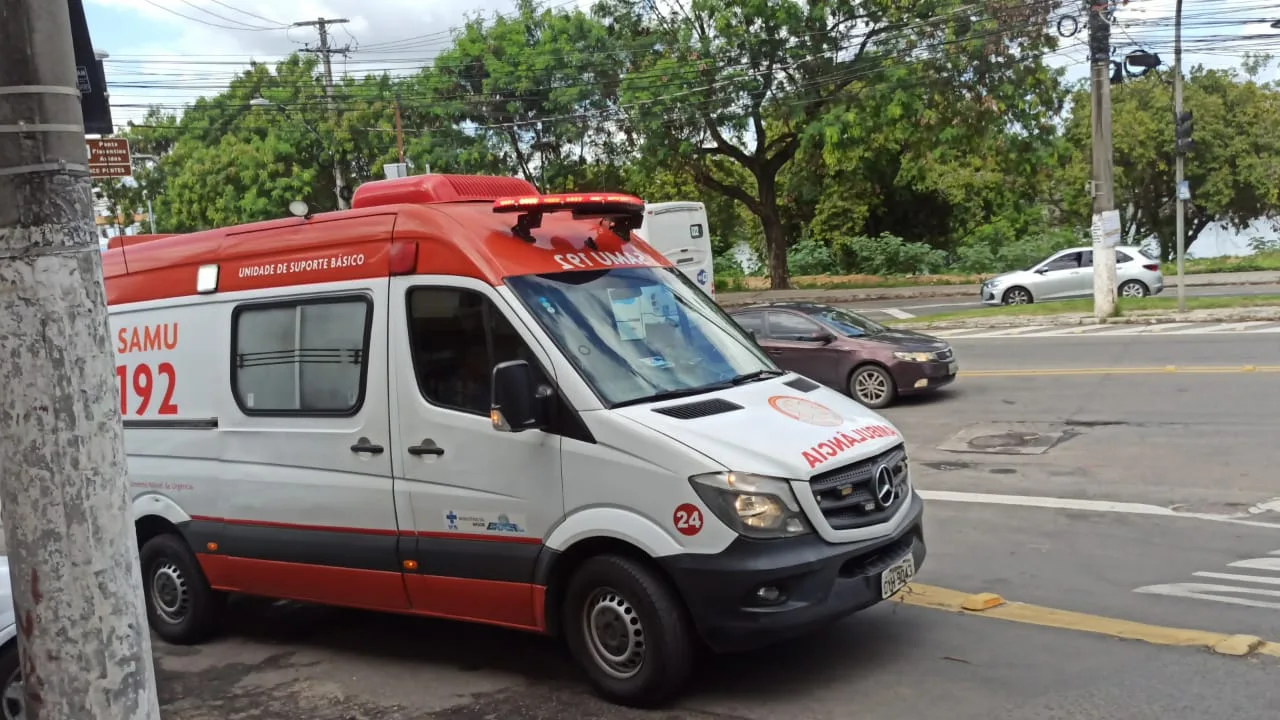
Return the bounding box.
[492,193,645,243]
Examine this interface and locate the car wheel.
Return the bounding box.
[1002,286,1032,305]
[850,365,897,409]
[140,533,224,645]
[1119,280,1149,298]
[0,641,22,720]
[563,555,694,708]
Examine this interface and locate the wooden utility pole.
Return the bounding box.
[0,1,162,718]
[1089,1,1118,318]
[295,17,351,209]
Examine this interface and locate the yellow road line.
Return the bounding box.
[959,365,1280,378]
[896,583,1280,658]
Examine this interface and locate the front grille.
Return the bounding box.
[934,348,954,362]
[808,444,909,530]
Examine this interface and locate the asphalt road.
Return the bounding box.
[841,282,1280,319]
[104,333,1280,717]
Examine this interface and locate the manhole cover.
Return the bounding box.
[936,422,1070,456]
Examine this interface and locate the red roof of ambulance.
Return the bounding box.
[102,175,671,306]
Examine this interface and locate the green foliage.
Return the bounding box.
[952,227,1081,275]
[831,234,949,276]
[786,240,836,276]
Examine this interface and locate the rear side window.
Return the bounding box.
[1116,251,1133,264]
[232,296,372,415]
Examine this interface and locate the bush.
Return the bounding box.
[787,239,837,276]
[953,227,1082,275]
[830,233,949,275]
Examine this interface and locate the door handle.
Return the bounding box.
[350,437,384,455]
[766,349,783,356]
[407,439,445,457]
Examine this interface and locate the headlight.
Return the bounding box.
[894,351,934,362]
[688,472,811,539]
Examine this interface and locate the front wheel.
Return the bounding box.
[562,555,694,708]
[1119,280,1149,298]
[1002,286,1033,305]
[0,642,23,720]
[140,533,225,645]
[850,365,897,409]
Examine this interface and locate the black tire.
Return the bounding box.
[1118,279,1149,299]
[140,533,224,645]
[0,642,22,720]
[849,364,897,409]
[1002,286,1033,305]
[562,555,694,708]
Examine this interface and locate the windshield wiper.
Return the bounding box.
[730,369,785,385]
[612,383,733,408]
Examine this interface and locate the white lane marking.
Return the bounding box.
[1227,557,1280,572]
[1204,321,1274,332]
[916,490,1280,529]
[1193,571,1280,586]
[880,307,917,319]
[1133,583,1280,610]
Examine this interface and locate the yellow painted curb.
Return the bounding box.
[896,583,1279,658]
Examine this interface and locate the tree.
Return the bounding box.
[1059,67,1280,260]
[605,0,1060,288]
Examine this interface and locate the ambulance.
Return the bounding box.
[635,201,715,297]
[104,174,925,707]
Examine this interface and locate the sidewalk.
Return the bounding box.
[715,270,1280,307]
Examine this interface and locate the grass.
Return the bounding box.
[714,251,1280,294]
[893,294,1280,325]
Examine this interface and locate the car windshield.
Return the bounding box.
[810,306,887,337]
[506,266,776,407]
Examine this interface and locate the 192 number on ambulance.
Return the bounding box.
[116,362,178,416]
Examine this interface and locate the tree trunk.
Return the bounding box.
[0,2,162,718]
[758,175,790,289]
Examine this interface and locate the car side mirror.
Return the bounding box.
[491,360,545,433]
[809,331,836,344]
[1034,266,1048,274]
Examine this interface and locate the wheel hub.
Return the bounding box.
[856,372,887,402]
[151,561,190,624]
[3,667,24,720]
[583,589,645,679]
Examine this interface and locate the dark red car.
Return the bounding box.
[728,302,958,408]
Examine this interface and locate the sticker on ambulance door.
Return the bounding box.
[767,395,844,427]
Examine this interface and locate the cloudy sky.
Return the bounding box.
[83,0,1280,254]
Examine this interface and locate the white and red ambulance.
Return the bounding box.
[104,174,925,706]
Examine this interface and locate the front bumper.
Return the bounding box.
[981,284,1002,305]
[657,492,926,653]
[892,360,957,395]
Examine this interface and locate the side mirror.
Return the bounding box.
[1034,266,1048,274]
[809,331,836,344]
[491,360,544,433]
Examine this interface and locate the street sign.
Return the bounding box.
[87,138,132,179]
[1177,180,1192,201]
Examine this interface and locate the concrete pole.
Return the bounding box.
[0,1,162,718]
[1089,1,1119,318]
[1174,0,1187,313]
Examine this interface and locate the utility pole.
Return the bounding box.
[394,93,406,165]
[1173,0,1189,313]
[294,17,350,209]
[1089,1,1119,318]
[0,1,162,718]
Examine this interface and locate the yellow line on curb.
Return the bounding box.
[896,583,1280,659]
[959,365,1280,378]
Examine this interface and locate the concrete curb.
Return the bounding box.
[714,270,1280,307]
[891,306,1280,332]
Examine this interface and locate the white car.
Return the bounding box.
[0,557,22,720]
[981,245,1164,306]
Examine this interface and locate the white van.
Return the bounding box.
[636,201,715,297]
[102,175,925,707]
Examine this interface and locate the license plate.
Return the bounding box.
[880,553,916,599]
[948,361,959,375]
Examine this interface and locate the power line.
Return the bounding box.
[140,0,285,32]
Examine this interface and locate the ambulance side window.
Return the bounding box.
[232,296,372,415]
[407,287,547,416]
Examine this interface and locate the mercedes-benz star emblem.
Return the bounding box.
[873,464,898,509]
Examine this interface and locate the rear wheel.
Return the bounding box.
[850,365,897,409]
[562,555,694,708]
[0,642,22,720]
[140,533,224,645]
[1002,286,1033,305]
[1119,280,1149,298]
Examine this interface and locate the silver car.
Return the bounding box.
[981,245,1164,306]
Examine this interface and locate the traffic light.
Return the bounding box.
[1175,110,1195,155]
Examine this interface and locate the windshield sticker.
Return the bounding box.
[641,356,672,368]
[554,249,656,271]
[802,425,901,470]
[768,395,844,427]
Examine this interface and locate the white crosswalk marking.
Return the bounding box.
[932,322,1280,340]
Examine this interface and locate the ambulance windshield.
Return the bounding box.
[507,267,776,408]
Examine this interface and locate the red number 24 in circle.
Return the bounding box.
[116,362,179,416]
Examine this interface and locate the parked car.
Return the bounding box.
[729,302,957,408]
[0,556,22,720]
[981,245,1163,306]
